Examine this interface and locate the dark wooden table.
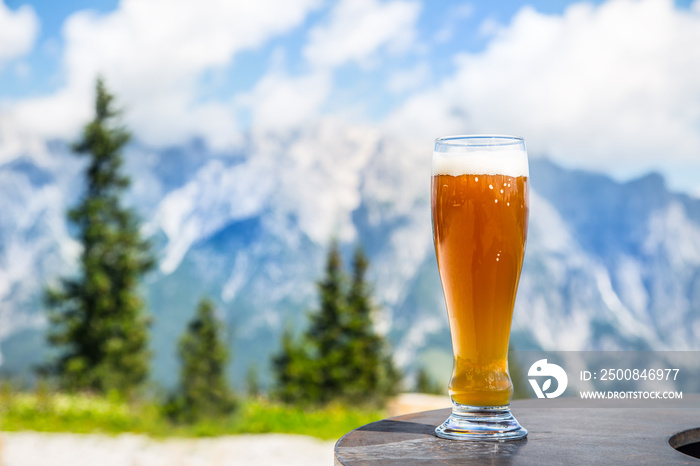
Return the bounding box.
[334,402,700,464]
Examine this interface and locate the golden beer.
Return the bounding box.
[432,135,529,441]
[432,172,528,406]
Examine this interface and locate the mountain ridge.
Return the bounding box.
[1,123,699,388]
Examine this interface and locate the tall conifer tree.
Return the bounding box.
[169,298,235,422]
[45,78,154,396]
[272,242,400,405]
[345,247,399,400]
[414,366,442,394]
[306,240,349,402]
[271,328,320,403]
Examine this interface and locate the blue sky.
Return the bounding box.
[1,0,699,195]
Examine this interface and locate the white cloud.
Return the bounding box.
[387,62,430,94]
[304,0,421,69]
[0,1,38,65]
[387,0,700,183]
[4,0,321,151]
[237,70,331,134]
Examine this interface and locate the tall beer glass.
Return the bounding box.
[432,135,529,441]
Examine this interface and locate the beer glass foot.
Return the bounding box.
[435,403,527,441]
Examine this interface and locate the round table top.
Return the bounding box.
[334,402,700,465]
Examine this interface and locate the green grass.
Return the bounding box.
[0,390,385,440]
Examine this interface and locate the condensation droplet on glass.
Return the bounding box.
[494,199,498,203]
[475,176,478,182]
[489,184,493,189]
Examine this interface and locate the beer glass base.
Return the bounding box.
[435,403,527,441]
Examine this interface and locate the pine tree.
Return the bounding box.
[345,246,400,402]
[169,298,236,422]
[305,240,349,403]
[415,367,442,395]
[272,242,400,405]
[45,78,154,397]
[272,242,346,405]
[271,328,320,403]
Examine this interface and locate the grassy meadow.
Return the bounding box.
[0,389,385,440]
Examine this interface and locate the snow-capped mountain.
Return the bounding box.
[1,121,699,388]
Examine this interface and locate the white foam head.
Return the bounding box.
[433,136,529,177]
[432,149,529,177]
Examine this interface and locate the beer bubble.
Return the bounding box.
[475,176,478,182]
[494,199,498,203]
[489,184,493,189]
